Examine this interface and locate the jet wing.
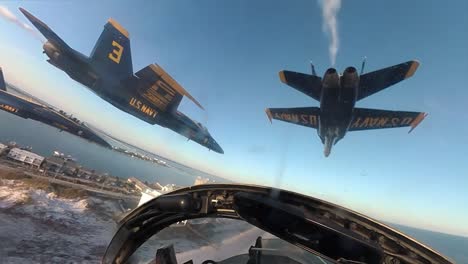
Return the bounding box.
[135,64,204,112]
[349,107,427,133]
[19,8,72,51]
[265,107,320,129]
[357,60,419,101]
[0,92,111,148]
[278,71,322,101]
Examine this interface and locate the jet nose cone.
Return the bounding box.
[208,139,224,154]
[213,143,224,154]
[323,136,334,157]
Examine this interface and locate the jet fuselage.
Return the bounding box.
[318,67,359,156]
[42,41,223,153]
[267,60,424,157]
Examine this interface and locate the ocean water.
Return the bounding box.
[389,224,468,264]
[0,111,224,186]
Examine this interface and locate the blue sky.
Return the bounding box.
[0,0,467,236]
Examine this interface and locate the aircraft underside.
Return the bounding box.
[266,60,426,156]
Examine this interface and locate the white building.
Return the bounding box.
[7,148,44,167]
[137,188,162,207]
[194,176,211,185]
[0,143,7,154]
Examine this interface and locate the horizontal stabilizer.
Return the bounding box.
[135,64,203,112]
[19,8,70,50]
[349,107,427,133]
[358,60,419,101]
[279,70,322,101]
[0,67,6,91]
[266,107,320,129]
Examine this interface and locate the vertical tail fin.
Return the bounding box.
[310,61,317,76]
[0,67,6,91]
[360,56,367,75]
[90,19,133,79]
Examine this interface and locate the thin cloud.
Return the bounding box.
[318,0,341,65]
[0,6,43,42]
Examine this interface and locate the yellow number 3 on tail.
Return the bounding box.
[108,41,123,64]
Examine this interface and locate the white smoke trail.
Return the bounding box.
[318,0,341,65]
[0,5,43,42]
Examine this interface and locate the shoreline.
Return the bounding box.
[0,164,126,263]
[0,160,139,207]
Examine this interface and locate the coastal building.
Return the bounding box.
[149,182,176,192]
[0,143,7,155]
[62,162,80,177]
[7,148,44,167]
[43,156,66,172]
[128,177,151,192]
[76,167,95,179]
[128,177,165,206]
[194,176,211,185]
[44,154,88,176]
[138,188,162,207]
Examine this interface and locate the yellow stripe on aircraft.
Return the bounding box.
[265,108,273,123]
[107,18,129,38]
[409,112,428,133]
[405,60,420,79]
[278,71,287,84]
